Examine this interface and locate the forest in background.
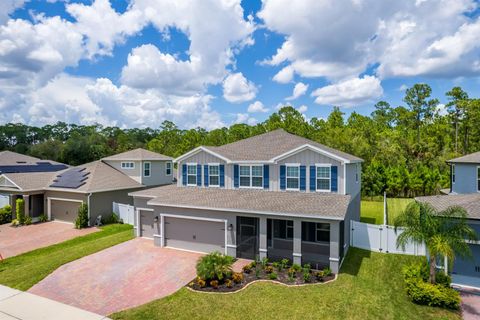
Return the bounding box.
[1,84,479,198]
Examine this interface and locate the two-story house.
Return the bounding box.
[130,129,362,273]
[0,148,173,225]
[417,151,480,288]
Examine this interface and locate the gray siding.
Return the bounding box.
[89,188,139,223]
[452,163,479,194]
[104,160,173,187]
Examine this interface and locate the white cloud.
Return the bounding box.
[222,72,257,103]
[297,105,308,113]
[311,75,383,107]
[398,84,408,91]
[436,103,447,116]
[286,82,308,100]
[247,101,268,113]
[0,0,25,24]
[234,113,257,125]
[272,65,294,83]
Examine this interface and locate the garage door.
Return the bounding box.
[164,217,225,253]
[140,210,157,238]
[50,200,81,223]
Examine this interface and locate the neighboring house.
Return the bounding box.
[0,148,173,225]
[417,151,480,288]
[130,129,363,273]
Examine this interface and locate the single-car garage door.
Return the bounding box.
[164,216,225,254]
[50,199,82,223]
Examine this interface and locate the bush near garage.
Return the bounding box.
[0,205,12,224]
[15,198,25,225]
[75,203,89,229]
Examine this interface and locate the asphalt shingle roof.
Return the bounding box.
[130,184,351,219]
[102,148,172,161]
[448,151,480,164]
[202,129,362,162]
[416,193,480,220]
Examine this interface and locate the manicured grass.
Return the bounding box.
[0,224,134,291]
[361,198,414,225]
[111,248,460,320]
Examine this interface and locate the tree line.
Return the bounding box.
[1,84,479,198]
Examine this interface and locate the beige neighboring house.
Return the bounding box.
[0,149,173,225]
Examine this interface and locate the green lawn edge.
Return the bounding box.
[361,198,414,225]
[0,223,134,291]
[110,247,460,320]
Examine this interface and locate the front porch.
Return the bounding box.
[8,193,45,222]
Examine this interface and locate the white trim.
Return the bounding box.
[121,162,135,169]
[47,197,84,221]
[272,144,354,164]
[315,164,331,193]
[137,207,154,212]
[161,213,228,255]
[186,163,198,187]
[153,234,162,238]
[344,164,347,195]
[292,252,302,257]
[238,164,264,189]
[174,146,230,163]
[329,257,340,262]
[143,161,151,177]
[165,161,172,176]
[148,201,345,221]
[226,244,237,248]
[259,248,268,253]
[0,175,22,190]
[285,164,300,191]
[207,163,220,187]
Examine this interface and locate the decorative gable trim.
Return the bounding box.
[271,144,357,164]
[173,146,231,163]
[0,175,22,190]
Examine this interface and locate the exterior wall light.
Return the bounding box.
[227,223,233,231]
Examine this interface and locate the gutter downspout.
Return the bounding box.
[87,192,92,227]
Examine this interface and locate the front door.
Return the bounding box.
[236,216,259,260]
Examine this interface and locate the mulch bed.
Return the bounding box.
[188,264,336,293]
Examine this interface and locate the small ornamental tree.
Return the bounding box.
[16,198,25,225]
[75,203,89,229]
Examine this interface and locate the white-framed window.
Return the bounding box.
[187,164,197,186]
[286,165,300,190]
[209,164,220,187]
[477,166,480,192]
[239,165,263,188]
[316,165,331,192]
[452,164,455,184]
[143,162,151,177]
[121,162,135,169]
[166,162,172,175]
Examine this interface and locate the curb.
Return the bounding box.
[186,274,338,295]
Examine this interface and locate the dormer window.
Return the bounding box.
[187,164,197,186]
[121,162,135,169]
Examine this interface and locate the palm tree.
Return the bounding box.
[394,201,477,284]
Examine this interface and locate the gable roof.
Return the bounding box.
[175,129,362,163]
[130,184,351,220]
[448,151,480,164]
[1,172,56,192]
[102,148,172,161]
[416,193,480,220]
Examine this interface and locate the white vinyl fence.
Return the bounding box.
[112,202,135,225]
[351,220,426,256]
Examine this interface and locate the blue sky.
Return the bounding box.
[1,0,480,129]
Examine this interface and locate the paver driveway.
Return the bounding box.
[29,238,203,316]
[0,221,97,259]
[461,289,480,320]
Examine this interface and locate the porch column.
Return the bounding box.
[259,216,267,260]
[135,209,141,237]
[23,195,30,218]
[293,218,302,265]
[329,221,340,273]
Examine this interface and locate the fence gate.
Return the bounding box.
[112,202,135,225]
[351,220,426,256]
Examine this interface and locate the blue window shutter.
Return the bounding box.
[309,166,316,191]
[263,164,269,189]
[280,165,286,190]
[182,164,187,186]
[234,164,239,188]
[204,165,209,187]
[300,165,306,191]
[219,164,225,187]
[331,166,338,192]
[197,164,202,186]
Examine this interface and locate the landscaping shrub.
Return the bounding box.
[232,272,243,284]
[272,262,279,269]
[16,198,25,225]
[242,264,252,274]
[74,203,89,229]
[38,214,48,223]
[435,272,452,288]
[323,267,332,277]
[291,263,302,272]
[303,271,311,283]
[209,280,219,289]
[403,262,460,309]
[260,257,269,269]
[265,266,274,274]
[268,272,278,280]
[10,219,19,226]
[103,213,122,225]
[196,278,206,288]
[279,258,289,271]
[0,205,12,224]
[287,267,296,278]
[315,270,325,280]
[24,216,32,225]
[196,252,233,281]
[225,279,233,288]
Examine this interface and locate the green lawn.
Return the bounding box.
[111,248,459,320]
[361,198,414,225]
[0,224,134,291]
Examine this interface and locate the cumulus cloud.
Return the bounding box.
[311,76,383,107]
[0,0,25,24]
[247,101,268,113]
[234,113,257,125]
[297,105,308,113]
[286,82,308,101]
[222,72,257,103]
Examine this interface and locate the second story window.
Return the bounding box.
[209,165,219,187]
[187,164,197,186]
[121,162,134,169]
[166,162,172,175]
[286,165,299,190]
[316,165,331,192]
[239,165,263,188]
[143,162,151,177]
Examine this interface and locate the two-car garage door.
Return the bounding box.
[164,216,225,254]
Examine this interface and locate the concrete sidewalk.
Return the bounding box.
[0,285,110,320]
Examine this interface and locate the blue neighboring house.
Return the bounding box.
[417,151,480,289]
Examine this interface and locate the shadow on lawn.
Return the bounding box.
[360,217,377,224]
[340,247,371,276]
